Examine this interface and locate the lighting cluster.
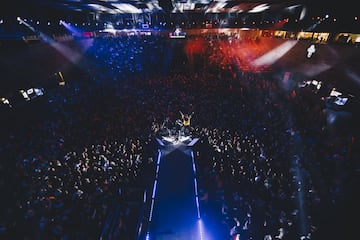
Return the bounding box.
[325,88,355,109]
[0,87,45,110]
[20,88,44,102]
[298,79,322,93]
[1,97,12,108]
[0,72,65,110]
[6,10,358,35]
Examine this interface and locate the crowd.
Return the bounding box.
[0,33,359,240]
[192,82,359,240]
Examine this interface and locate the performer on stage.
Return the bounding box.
[179,111,194,135]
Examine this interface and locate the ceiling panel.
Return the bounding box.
[2,0,310,14]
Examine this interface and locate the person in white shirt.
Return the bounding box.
[306,44,316,58]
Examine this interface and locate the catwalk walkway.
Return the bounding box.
[144,136,203,240]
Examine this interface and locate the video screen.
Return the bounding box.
[169,26,186,39]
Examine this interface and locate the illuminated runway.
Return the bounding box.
[145,137,204,240]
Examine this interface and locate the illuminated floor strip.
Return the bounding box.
[146,149,162,237]
[145,147,203,240]
[190,150,205,240]
[190,150,201,219]
[198,219,205,240]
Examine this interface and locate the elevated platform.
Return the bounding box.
[140,134,204,240]
[158,135,199,146]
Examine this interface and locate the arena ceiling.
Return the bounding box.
[34,0,307,13]
[4,0,317,15]
[2,0,353,21]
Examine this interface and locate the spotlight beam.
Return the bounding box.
[252,40,298,67]
[17,17,88,65]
